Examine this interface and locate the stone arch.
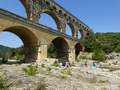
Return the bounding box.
[3,26,38,46]
[67,23,76,37]
[79,29,84,39]
[52,37,69,58]
[2,26,39,62]
[42,11,60,31]
[53,6,57,11]
[46,1,50,6]
[86,33,90,36]
[75,43,82,57]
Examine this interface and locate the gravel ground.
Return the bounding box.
[0,59,120,90]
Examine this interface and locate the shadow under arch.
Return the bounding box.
[42,11,60,31]
[52,37,69,58]
[75,43,82,57]
[3,26,39,62]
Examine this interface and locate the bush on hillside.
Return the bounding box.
[92,50,107,62]
[82,32,120,53]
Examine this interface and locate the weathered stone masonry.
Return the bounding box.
[0,0,94,63]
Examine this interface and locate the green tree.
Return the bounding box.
[92,50,107,62]
[48,43,57,58]
[82,32,120,53]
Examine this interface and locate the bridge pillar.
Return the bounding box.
[20,0,42,22]
[37,40,48,60]
[73,28,78,38]
[57,50,69,58]
[58,19,66,33]
[69,46,75,64]
[24,46,39,63]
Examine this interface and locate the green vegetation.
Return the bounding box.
[82,32,120,61]
[89,80,96,83]
[52,60,60,67]
[82,32,120,53]
[35,81,47,90]
[60,76,67,79]
[89,79,108,83]
[92,50,107,62]
[1,32,120,63]
[41,64,45,68]
[61,70,73,76]
[0,43,56,62]
[108,69,116,72]
[0,45,25,62]
[0,45,11,57]
[47,43,57,58]
[0,72,9,90]
[98,80,108,83]
[22,64,38,76]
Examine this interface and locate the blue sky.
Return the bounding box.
[0,0,120,48]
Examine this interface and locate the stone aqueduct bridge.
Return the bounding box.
[0,0,94,63]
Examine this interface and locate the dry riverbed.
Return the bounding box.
[0,59,120,90]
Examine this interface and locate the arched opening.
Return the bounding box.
[47,42,57,58]
[79,29,84,39]
[53,6,57,11]
[86,33,90,36]
[66,24,72,36]
[0,32,24,62]
[66,23,75,37]
[75,43,82,57]
[1,26,38,62]
[52,37,69,59]
[0,32,23,48]
[46,1,50,6]
[78,30,81,39]
[39,11,60,31]
[59,10,62,14]
[0,0,27,18]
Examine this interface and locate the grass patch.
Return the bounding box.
[108,69,116,72]
[52,61,60,67]
[60,76,67,79]
[61,70,72,76]
[35,80,47,90]
[41,64,45,68]
[0,72,9,90]
[0,66,5,69]
[89,79,108,84]
[112,62,117,65]
[22,64,38,76]
[98,80,108,83]
[89,80,96,83]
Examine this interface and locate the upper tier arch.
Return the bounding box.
[20,0,94,39]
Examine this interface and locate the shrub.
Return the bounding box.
[22,64,38,76]
[89,80,96,83]
[98,80,108,83]
[107,56,114,59]
[46,67,51,72]
[36,81,47,90]
[61,70,72,76]
[41,64,45,68]
[92,50,107,62]
[60,76,67,79]
[0,72,8,89]
[52,61,60,67]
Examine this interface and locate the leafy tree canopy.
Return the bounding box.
[82,32,120,53]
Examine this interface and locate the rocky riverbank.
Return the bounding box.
[0,59,120,90]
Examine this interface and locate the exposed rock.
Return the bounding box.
[0,59,120,90]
